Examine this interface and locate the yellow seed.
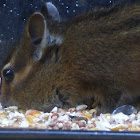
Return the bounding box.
[89,127,98,131]
[110,126,125,131]
[26,115,35,124]
[19,109,26,114]
[82,113,92,120]
[0,112,7,117]
[104,114,111,117]
[89,109,97,114]
[25,110,41,117]
[129,127,140,131]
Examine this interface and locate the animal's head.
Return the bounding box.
[0,3,70,111]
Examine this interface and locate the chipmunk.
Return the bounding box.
[0,2,140,113]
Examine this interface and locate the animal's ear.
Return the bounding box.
[26,12,46,46]
[25,12,48,60]
[41,2,60,22]
[25,12,62,61]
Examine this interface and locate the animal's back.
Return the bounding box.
[59,2,140,111]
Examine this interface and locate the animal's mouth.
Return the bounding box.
[0,99,16,109]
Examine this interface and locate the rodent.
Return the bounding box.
[0,2,140,113]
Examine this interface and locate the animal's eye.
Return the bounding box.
[3,69,15,83]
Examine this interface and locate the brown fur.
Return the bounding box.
[0,2,140,113]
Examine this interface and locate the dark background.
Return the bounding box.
[0,0,137,71]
